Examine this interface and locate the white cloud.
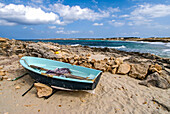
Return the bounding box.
[128,4,170,25]
[48,26,56,29]
[0,19,16,26]
[92,0,98,4]
[31,0,43,4]
[109,21,125,27]
[132,4,170,18]
[57,0,64,4]
[107,7,120,13]
[50,3,110,24]
[89,30,94,34]
[93,23,103,26]
[57,27,64,30]
[0,3,60,26]
[23,26,27,29]
[56,30,79,34]
[119,14,129,18]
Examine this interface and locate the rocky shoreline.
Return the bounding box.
[0,37,170,89]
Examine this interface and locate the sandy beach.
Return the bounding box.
[0,38,170,114]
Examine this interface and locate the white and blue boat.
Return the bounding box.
[20,56,102,90]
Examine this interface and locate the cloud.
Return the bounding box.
[92,0,98,4]
[23,26,27,29]
[107,7,120,13]
[109,21,125,27]
[0,19,17,26]
[119,15,129,18]
[57,0,64,4]
[0,3,60,26]
[31,0,43,4]
[93,23,103,26]
[128,4,170,25]
[89,30,94,34]
[56,30,79,34]
[48,26,56,29]
[50,3,110,25]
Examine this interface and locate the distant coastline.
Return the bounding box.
[37,37,170,43]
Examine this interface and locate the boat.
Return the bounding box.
[20,56,102,90]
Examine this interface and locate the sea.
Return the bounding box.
[22,39,170,58]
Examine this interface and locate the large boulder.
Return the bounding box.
[129,64,149,79]
[139,72,170,89]
[117,63,131,75]
[34,83,53,98]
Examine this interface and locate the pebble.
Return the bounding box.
[7,78,12,81]
[15,85,21,89]
[0,70,6,76]
[0,65,3,69]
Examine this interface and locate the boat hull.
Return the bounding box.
[27,69,102,90]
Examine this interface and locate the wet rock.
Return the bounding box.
[129,64,149,79]
[117,63,131,75]
[34,83,53,98]
[139,72,170,89]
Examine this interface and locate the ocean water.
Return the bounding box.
[24,40,170,58]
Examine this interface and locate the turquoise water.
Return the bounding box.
[23,40,170,58]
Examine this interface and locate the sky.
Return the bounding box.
[0,0,170,39]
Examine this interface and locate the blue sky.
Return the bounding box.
[0,0,170,39]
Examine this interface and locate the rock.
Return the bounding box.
[0,70,6,76]
[109,57,115,60]
[0,76,3,81]
[18,54,25,59]
[15,85,21,89]
[115,58,123,65]
[111,68,117,74]
[155,64,162,71]
[69,59,75,64]
[7,78,12,81]
[139,72,170,89]
[80,62,92,68]
[0,65,3,70]
[129,64,149,79]
[73,61,78,65]
[34,83,53,98]
[149,64,162,73]
[117,63,131,75]
[107,60,115,66]
[0,37,8,42]
[94,61,108,71]
[90,59,96,63]
[3,76,8,79]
